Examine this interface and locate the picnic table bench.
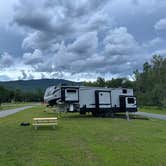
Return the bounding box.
[33,117,58,130]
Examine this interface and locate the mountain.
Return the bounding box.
[0,79,83,92]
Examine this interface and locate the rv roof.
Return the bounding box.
[56,85,133,90]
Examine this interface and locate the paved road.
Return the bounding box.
[134,112,166,120]
[0,106,33,118]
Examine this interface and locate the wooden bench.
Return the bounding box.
[33,117,58,130]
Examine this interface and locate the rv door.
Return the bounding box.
[95,91,111,109]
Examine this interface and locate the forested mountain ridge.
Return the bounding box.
[0,79,82,92]
[0,79,82,102]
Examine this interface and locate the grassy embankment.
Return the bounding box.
[0,105,166,166]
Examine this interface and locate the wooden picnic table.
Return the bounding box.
[33,117,58,130]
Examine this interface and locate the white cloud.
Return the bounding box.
[152,49,166,56]
[0,52,15,67]
[104,27,139,56]
[142,37,164,49]
[154,18,166,30]
[0,0,18,25]
[23,49,43,65]
[18,70,34,80]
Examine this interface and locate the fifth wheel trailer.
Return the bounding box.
[44,85,137,116]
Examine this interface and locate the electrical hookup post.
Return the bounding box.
[0,98,2,110]
[126,111,130,121]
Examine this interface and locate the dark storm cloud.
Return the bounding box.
[15,12,51,32]
[14,0,110,34]
[68,32,98,55]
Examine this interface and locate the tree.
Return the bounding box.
[134,55,166,107]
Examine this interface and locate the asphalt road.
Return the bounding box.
[1,106,166,120]
[0,106,33,118]
[134,112,166,120]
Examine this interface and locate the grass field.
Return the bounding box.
[0,106,166,166]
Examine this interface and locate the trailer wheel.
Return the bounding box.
[110,112,115,118]
[101,112,106,118]
[92,111,97,117]
[80,111,86,115]
[80,105,87,115]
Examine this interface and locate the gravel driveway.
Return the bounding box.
[0,106,33,118]
[134,112,166,120]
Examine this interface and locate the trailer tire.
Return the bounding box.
[110,112,115,118]
[101,112,106,118]
[80,111,86,115]
[92,111,98,117]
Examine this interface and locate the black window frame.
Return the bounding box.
[127,97,135,104]
[66,89,77,93]
[122,89,127,94]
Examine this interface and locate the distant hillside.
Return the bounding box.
[0,79,82,92]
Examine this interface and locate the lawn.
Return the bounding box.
[139,106,166,115]
[0,106,166,166]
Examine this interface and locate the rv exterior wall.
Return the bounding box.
[44,85,137,113]
[111,89,133,108]
[79,87,134,110]
[79,88,96,108]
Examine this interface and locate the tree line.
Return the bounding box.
[0,87,43,104]
[84,55,166,107]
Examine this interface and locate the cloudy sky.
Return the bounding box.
[0,0,166,81]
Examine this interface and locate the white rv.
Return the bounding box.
[44,85,137,116]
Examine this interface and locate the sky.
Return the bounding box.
[0,0,166,81]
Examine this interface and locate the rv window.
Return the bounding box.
[67,89,77,93]
[122,89,127,93]
[127,98,135,104]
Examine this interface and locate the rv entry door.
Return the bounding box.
[95,91,111,110]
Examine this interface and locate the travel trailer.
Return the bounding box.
[44,85,137,116]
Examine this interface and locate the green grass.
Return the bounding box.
[139,106,166,115]
[0,106,166,166]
